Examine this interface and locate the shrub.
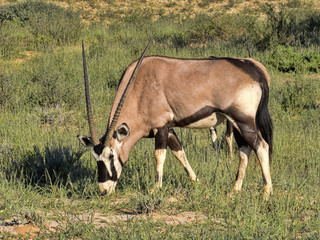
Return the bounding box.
[0,1,82,56]
[4,143,90,189]
[121,8,154,24]
[198,0,223,8]
[33,104,75,126]
[131,192,167,214]
[0,73,14,108]
[24,50,82,108]
[273,76,320,115]
[253,2,320,50]
[0,19,32,59]
[267,45,320,73]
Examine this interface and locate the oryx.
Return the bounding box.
[78,39,273,198]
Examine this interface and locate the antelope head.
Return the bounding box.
[77,40,152,195]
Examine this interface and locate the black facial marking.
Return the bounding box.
[96,150,117,182]
[97,161,108,182]
[118,157,124,167]
[97,153,118,183]
[109,153,118,181]
[93,144,104,155]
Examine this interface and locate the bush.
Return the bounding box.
[148,13,256,49]
[24,50,82,108]
[253,2,320,50]
[273,76,320,115]
[121,8,154,23]
[0,1,82,57]
[2,143,91,189]
[0,19,33,59]
[267,45,320,73]
[0,73,14,108]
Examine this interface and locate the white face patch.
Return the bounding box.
[101,147,123,179]
[92,146,123,195]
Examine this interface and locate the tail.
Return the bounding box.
[255,81,273,163]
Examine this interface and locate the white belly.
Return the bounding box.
[184,113,225,129]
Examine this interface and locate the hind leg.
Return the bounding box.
[256,139,273,198]
[210,127,218,149]
[225,120,234,159]
[168,129,197,182]
[236,120,273,198]
[232,128,251,192]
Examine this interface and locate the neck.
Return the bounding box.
[118,129,147,164]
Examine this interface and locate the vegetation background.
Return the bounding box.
[0,0,319,238]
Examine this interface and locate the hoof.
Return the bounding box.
[212,142,218,150]
[149,183,161,194]
[191,177,199,183]
[228,189,241,199]
[262,186,273,200]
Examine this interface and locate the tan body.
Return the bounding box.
[79,45,273,199]
[112,57,266,161]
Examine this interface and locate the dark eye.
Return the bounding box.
[109,153,114,161]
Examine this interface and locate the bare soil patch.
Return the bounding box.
[1,210,209,238]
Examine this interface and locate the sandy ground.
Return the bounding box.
[0,210,210,238]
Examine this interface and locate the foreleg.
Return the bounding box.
[168,129,197,182]
[153,127,168,190]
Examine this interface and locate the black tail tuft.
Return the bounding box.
[255,81,273,163]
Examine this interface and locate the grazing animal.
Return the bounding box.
[78,39,273,198]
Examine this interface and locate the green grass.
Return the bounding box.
[1,0,320,239]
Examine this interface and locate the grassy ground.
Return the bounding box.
[0,0,320,239]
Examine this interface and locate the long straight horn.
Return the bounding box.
[82,41,100,146]
[104,37,153,146]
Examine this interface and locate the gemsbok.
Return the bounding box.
[78,39,273,198]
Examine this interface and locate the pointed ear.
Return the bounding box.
[116,123,130,142]
[77,135,93,147]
